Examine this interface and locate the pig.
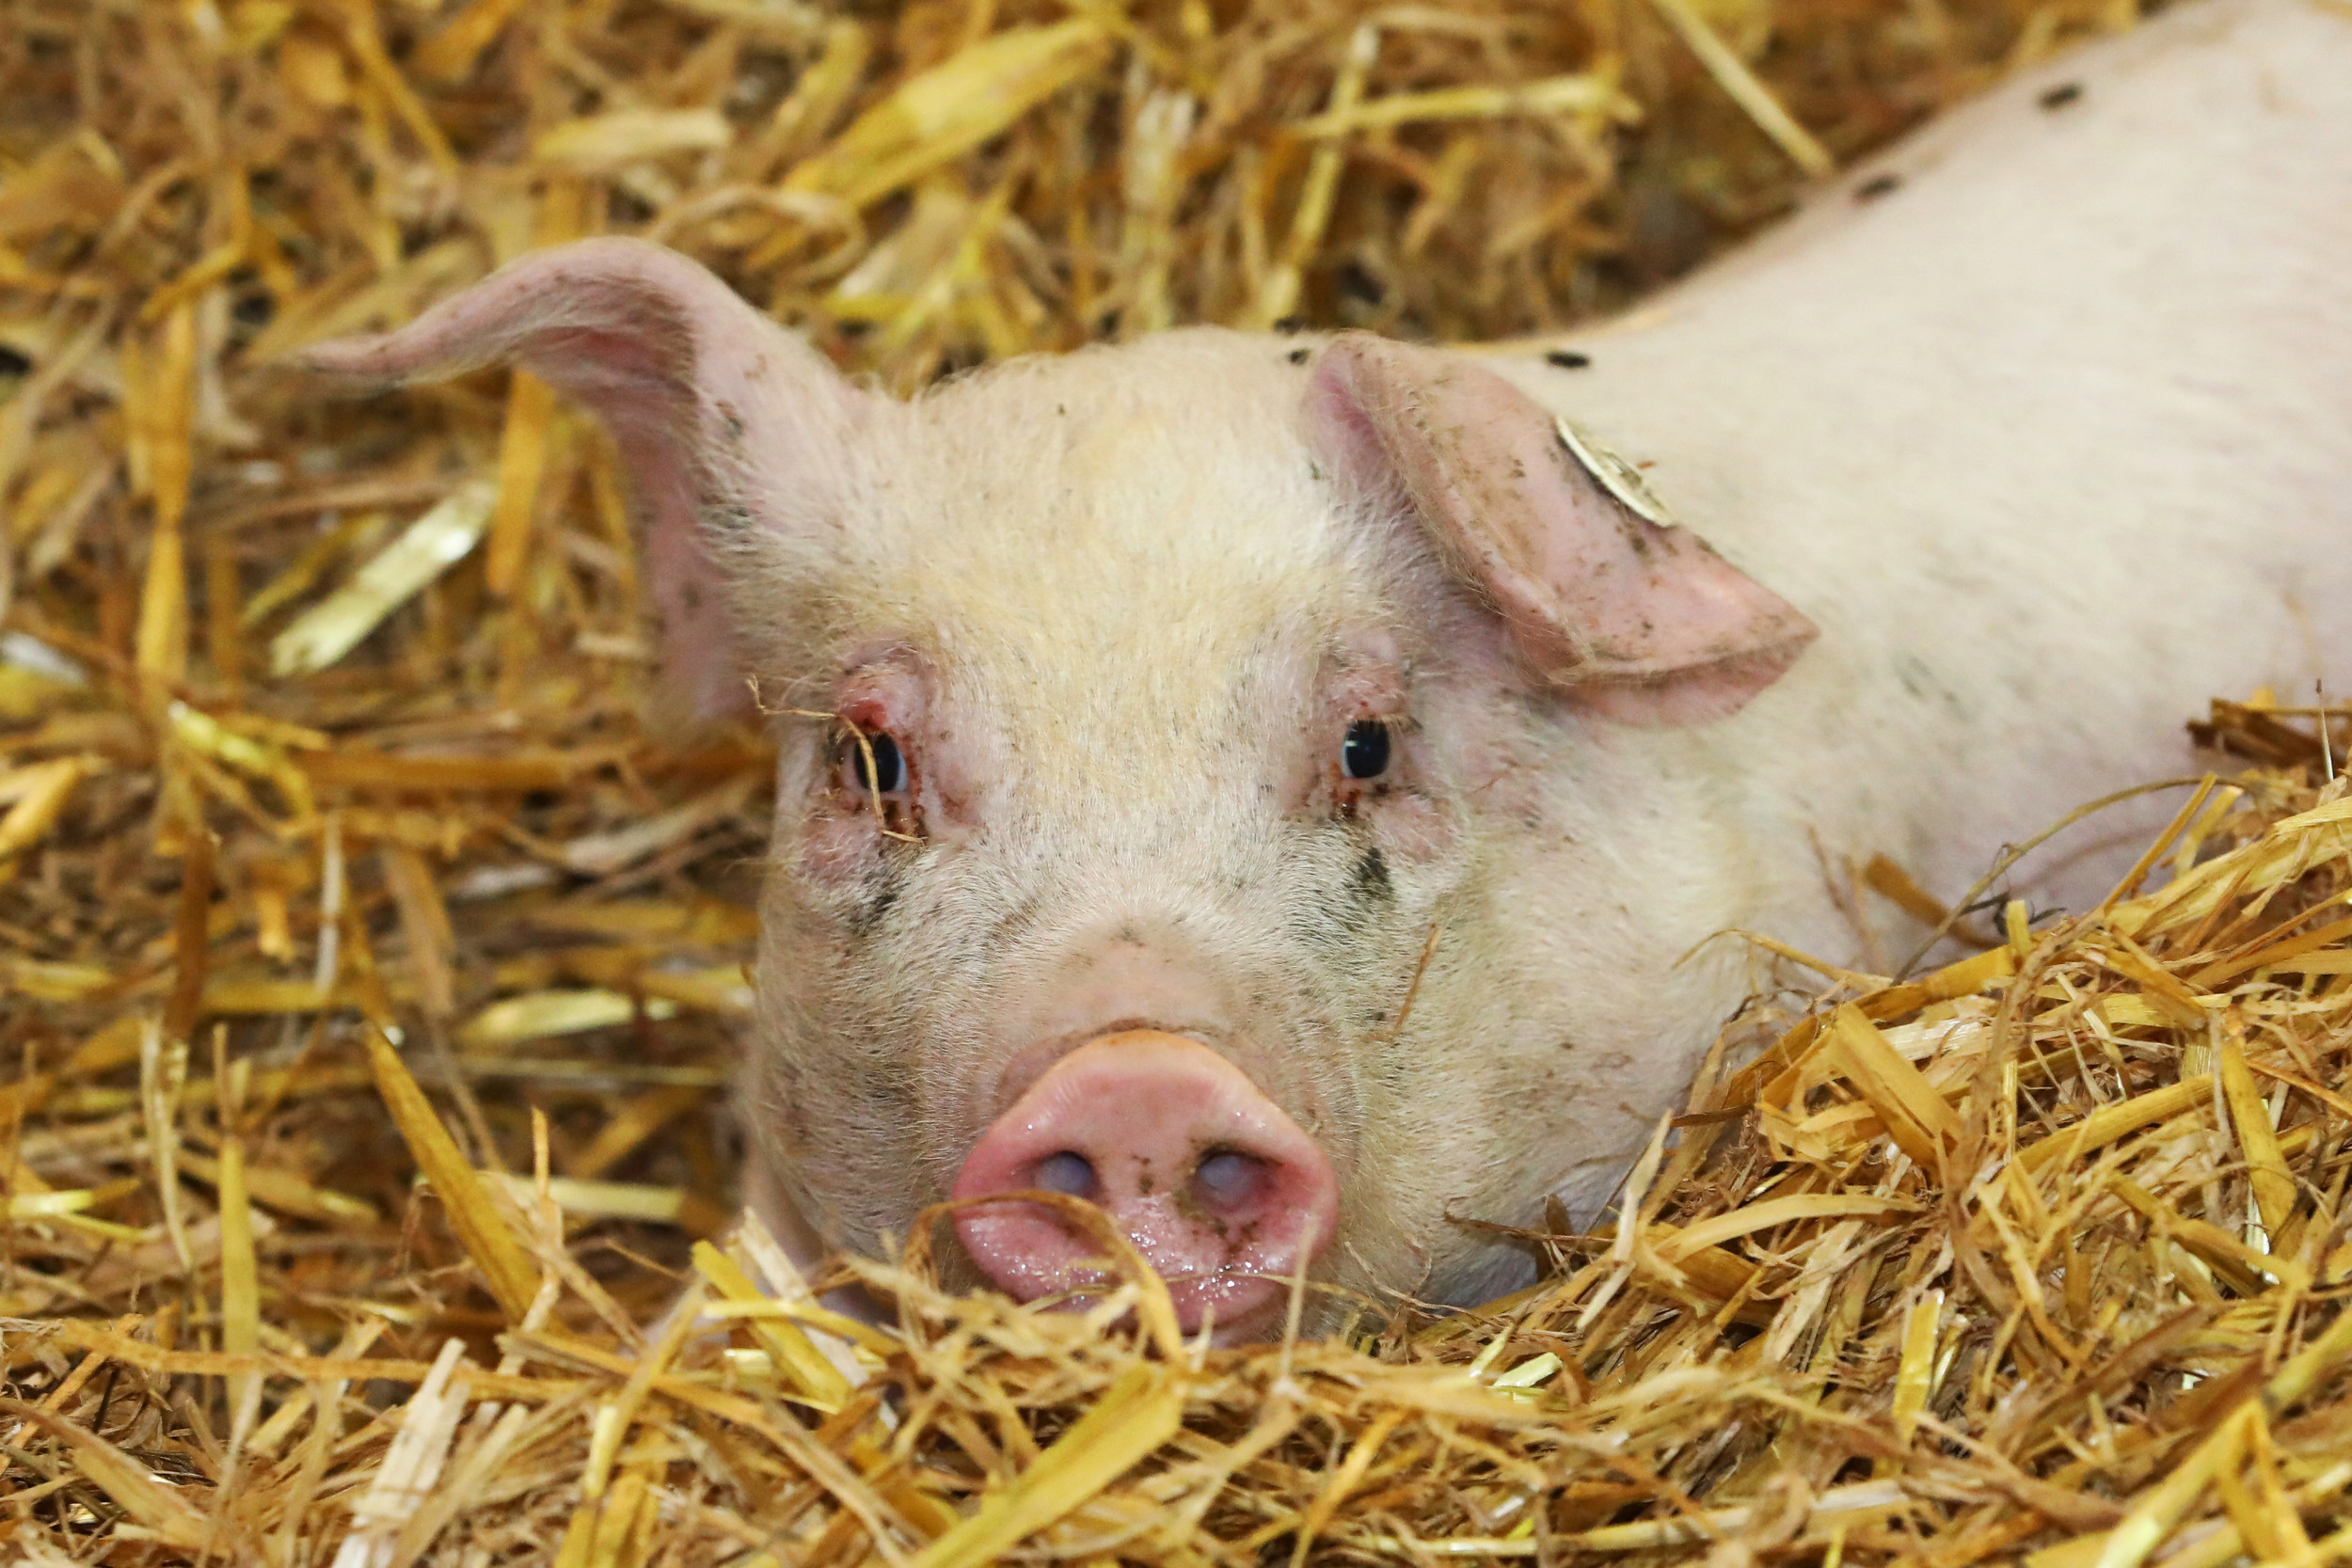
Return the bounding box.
[306,0,2352,1341]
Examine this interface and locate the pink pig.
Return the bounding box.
[309,0,2352,1340]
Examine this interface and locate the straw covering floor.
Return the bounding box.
[8,0,2350,1562]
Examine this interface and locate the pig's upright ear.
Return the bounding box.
[1307,334,1817,726]
[300,237,865,721]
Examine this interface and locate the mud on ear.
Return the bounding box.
[300,237,865,721]
[1307,333,1818,727]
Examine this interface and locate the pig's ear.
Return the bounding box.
[1307,334,1817,726]
[299,237,864,721]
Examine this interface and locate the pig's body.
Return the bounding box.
[311,0,2352,1337]
[1452,0,2352,1211]
[1488,0,2352,941]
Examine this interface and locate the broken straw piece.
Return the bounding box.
[532,108,732,171]
[1294,72,1640,136]
[270,481,496,676]
[0,754,91,858]
[492,1172,698,1225]
[558,775,757,876]
[0,630,87,684]
[782,20,1112,210]
[330,1338,474,1568]
[457,989,681,1050]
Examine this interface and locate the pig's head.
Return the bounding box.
[307,240,1816,1341]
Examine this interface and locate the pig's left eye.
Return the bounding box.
[1341,720,1391,780]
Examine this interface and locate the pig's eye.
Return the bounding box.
[838,730,904,795]
[1341,719,1391,781]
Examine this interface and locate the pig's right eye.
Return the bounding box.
[838,731,905,795]
[1341,720,1391,780]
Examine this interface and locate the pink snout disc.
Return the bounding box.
[951,1030,1338,1341]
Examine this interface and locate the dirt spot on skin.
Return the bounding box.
[1170,1184,1231,1238]
[848,865,899,938]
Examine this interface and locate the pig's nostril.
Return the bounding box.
[1032,1150,1097,1198]
[1193,1148,1264,1212]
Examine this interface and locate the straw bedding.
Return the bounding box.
[7,0,2349,1562]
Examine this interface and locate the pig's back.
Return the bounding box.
[1491,0,2352,928]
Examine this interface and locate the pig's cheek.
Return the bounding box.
[1370,790,1457,864]
[1442,727,1551,830]
[763,1056,816,1151]
[797,813,879,887]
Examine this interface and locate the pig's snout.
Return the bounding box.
[951,1030,1337,1340]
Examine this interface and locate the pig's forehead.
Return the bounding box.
[831,333,1394,698]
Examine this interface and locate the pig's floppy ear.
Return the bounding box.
[300,237,861,721]
[1308,334,1817,726]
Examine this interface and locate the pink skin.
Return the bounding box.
[952,1031,1341,1343]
